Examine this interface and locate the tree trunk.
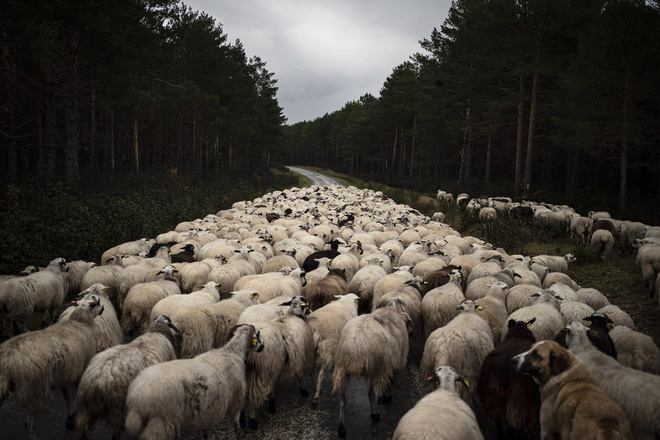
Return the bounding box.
[65,36,80,193]
[108,110,115,173]
[619,63,630,214]
[522,68,539,200]
[1,32,17,183]
[514,76,525,200]
[132,117,139,175]
[388,121,399,185]
[87,80,96,173]
[458,106,471,185]
[408,114,416,180]
[485,125,492,187]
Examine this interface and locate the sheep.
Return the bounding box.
[618,220,646,254]
[393,366,484,440]
[559,300,595,326]
[124,324,265,439]
[73,315,179,440]
[0,257,69,333]
[502,290,565,343]
[348,256,388,313]
[565,321,660,440]
[149,280,220,321]
[570,216,593,244]
[410,255,446,279]
[306,293,359,408]
[303,268,349,312]
[542,272,580,292]
[371,267,414,309]
[101,238,155,265]
[576,287,611,310]
[609,325,659,374]
[421,269,465,337]
[329,241,362,274]
[505,283,542,314]
[532,253,576,274]
[430,211,446,223]
[420,300,494,403]
[466,261,503,286]
[303,256,333,284]
[635,243,660,295]
[62,260,95,297]
[80,257,125,304]
[554,311,618,359]
[589,210,612,220]
[175,258,222,294]
[59,283,124,352]
[591,228,616,262]
[235,267,306,303]
[479,207,497,220]
[332,303,411,438]
[207,263,243,299]
[120,265,181,335]
[597,304,634,328]
[168,289,260,358]
[421,264,463,296]
[398,240,432,268]
[261,248,299,273]
[464,275,499,300]
[243,296,315,429]
[0,295,103,439]
[474,281,510,343]
[372,277,424,337]
[301,239,341,272]
[477,319,540,439]
[506,264,542,288]
[116,246,172,307]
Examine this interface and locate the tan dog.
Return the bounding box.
[512,340,632,440]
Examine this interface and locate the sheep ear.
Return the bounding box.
[455,304,463,310]
[530,293,540,297]
[279,300,293,307]
[526,318,536,326]
[426,375,439,383]
[456,376,470,388]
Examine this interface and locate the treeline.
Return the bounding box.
[283,0,660,222]
[0,0,286,193]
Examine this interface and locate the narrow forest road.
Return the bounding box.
[287,166,346,187]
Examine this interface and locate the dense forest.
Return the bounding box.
[283,0,660,223]
[0,0,286,192]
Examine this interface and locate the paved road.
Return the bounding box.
[287,166,346,187]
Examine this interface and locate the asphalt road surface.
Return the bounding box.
[0,168,503,440]
[286,166,346,187]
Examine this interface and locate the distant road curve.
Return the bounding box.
[286,166,346,187]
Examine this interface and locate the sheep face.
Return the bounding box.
[428,366,469,392]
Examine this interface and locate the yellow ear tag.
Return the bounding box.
[527,322,532,327]
[592,330,599,335]
[252,338,258,346]
[463,379,470,388]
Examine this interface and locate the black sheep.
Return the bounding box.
[171,244,196,263]
[554,311,617,359]
[478,318,540,440]
[301,239,343,273]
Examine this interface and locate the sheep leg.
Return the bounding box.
[248,403,259,430]
[267,389,277,414]
[337,375,349,439]
[368,383,380,422]
[62,387,75,430]
[230,407,242,438]
[312,364,327,408]
[26,413,37,440]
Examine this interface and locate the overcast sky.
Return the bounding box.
[184,0,453,124]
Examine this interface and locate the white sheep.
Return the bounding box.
[608,325,659,374]
[0,295,103,439]
[420,300,494,403]
[570,216,593,244]
[332,303,411,438]
[597,304,634,328]
[542,272,580,290]
[565,322,660,440]
[479,207,497,220]
[348,256,388,313]
[591,229,615,261]
[559,300,595,325]
[169,289,260,358]
[505,284,542,314]
[59,283,124,352]
[502,290,565,343]
[421,269,465,337]
[176,258,222,293]
[120,265,181,335]
[243,296,315,429]
[63,260,95,296]
[392,366,484,440]
[411,255,446,279]
[235,267,306,303]
[101,238,155,265]
[261,248,299,273]
[635,243,660,294]
[398,241,431,267]
[0,257,69,333]
[306,293,359,408]
[475,281,510,342]
[466,261,503,286]
[330,242,364,282]
[124,324,265,439]
[116,246,172,307]
[576,287,611,310]
[80,257,125,304]
[532,253,575,274]
[371,267,414,309]
[465,275,499,300]
[149,280,220,321]
[73,315,179,440]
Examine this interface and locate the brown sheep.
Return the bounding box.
[421,265,462,296]
[303,268,349,312]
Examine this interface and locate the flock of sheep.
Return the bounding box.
[0,183,658,439]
